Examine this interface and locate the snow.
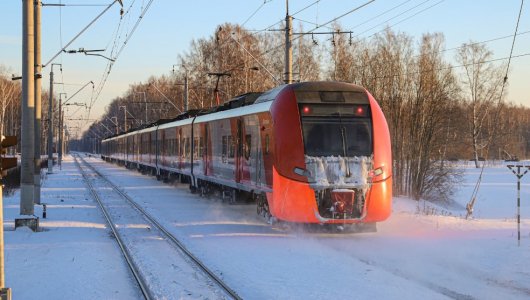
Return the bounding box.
[3,156,530,299]
[305,155,371,187]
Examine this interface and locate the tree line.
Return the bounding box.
[3,23,529,202]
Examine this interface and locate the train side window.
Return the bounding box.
[193,137,199,158]
[222,136,227,163]
[265,134,270,155]
[186,137,190,158]
[245,134,251,160]
[200,137,205,156]
[182,137,186,158]
[228,136,235,158]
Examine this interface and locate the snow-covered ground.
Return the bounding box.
[4,156,530,299]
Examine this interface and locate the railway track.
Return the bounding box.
[73,154,241,300]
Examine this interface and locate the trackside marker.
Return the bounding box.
[506,164,530,247]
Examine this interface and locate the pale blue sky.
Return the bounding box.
[1,0,529,134]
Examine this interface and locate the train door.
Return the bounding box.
[235,119,243,183]
[178,128,182,169]
[203,124,209,176]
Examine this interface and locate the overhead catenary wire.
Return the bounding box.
[224,0,377,74]
[338,28,530,73]
[42,2,110,6]
[353,0,440,37]
[43,0,121,67]
[241,0,272,27]
[365,52,530,81]
[349,0,413,31]
[87,0,154,126]
[499,0,525,101]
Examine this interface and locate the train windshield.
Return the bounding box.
[300,105,372,157]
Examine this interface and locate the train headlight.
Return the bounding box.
[368,167,384,179]
[294,167,311,177]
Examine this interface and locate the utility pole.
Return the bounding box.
[207,72,231,107]
[99,123,114,135]
[34,0,42,205]
[284,0,293,84]
[47,63,61,174]
[58,93,66,169]
[173,65,189,112]
[134,91,147,124]
[107,116,118,134]
[59,107,64,169]
[19,0,36,217]
[119,106,127,132]
[184,72,189,112]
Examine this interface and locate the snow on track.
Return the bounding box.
[75,155,232,299]
[4,156,143,300]
[89,156,530,299]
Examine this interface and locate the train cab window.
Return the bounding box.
[301,118,372,157]
[244,134,251,160]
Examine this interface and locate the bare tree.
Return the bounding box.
[456,43,505,167]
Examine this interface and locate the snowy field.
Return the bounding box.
[3,155,530,299]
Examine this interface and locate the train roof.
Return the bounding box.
[102,81,368,141]
[290,81,366,93]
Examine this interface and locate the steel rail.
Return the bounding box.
[73,155,153,300]
[78,155,242,300]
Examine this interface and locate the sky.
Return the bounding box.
[1,0,529,137]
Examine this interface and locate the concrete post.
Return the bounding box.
[33,0,42,204]
[184,73,189,112]
[47,67,54,173]
[284,0,292,84]
[58,106,63,169]
[20,0,36,215]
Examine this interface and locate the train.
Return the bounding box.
[101,81,392,226]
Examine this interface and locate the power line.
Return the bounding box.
[247,0,322,35]
[499,0,525,99]
[430,30,530,58]
[354,0,445,42]
[88,0,155,126]
[349,0,413,31]
[353,0,437,37]
[241,0,272,27]
[189,0,326,83]
[365,52,530,81]
[224,0,376,73]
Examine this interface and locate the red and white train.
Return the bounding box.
[101,81,392,226]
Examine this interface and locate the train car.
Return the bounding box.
[101,81,392,225]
